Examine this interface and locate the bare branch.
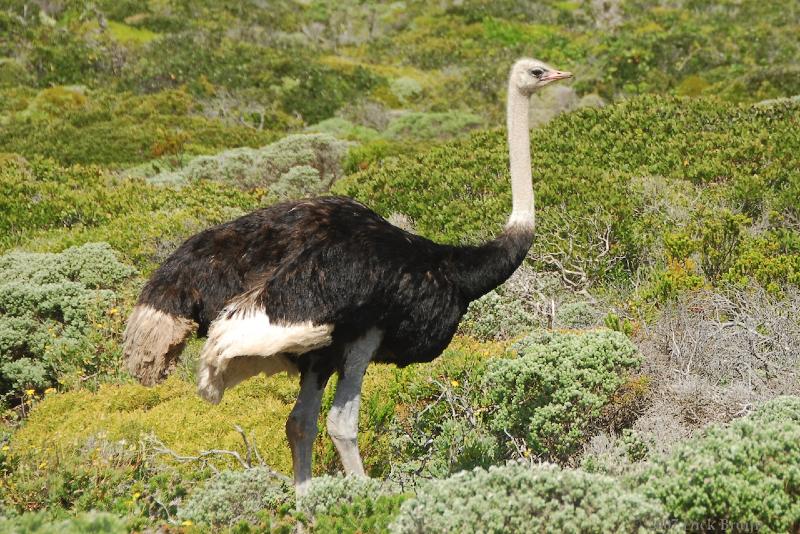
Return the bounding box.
[144,430,291,484]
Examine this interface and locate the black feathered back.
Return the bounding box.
[133,196,533,371]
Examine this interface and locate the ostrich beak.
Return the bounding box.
[542,70,573,82]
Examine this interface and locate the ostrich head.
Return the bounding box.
[510,58,573,96]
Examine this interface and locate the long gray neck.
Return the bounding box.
[506,83,534,229]
[449,78,537,302]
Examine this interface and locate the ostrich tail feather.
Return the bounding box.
[123,304,197,386]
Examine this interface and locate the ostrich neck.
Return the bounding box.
[507,85,534,228]
[450,85,535,302]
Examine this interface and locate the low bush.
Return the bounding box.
[299,475,387,517]
[0,510,127,534]
[389,77,423,103]
[147,133,350,195]
[0,157,261,269]
[390,463,676,533]
[383,339,510,481]
[0,242,135,290]
[7,375,299,478]
[386,331,643,478]
[483,329,642,463]
[178,467,291,528]
[457,290,538,340]
[639,397,800,533]
[8,337,508,505]
[383,111,483,141]
[306,117,380,143]
[312,493,407,534]
[0,243,134,403]
[555,301,600,329]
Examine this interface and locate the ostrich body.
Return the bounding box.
[123,59,572,492]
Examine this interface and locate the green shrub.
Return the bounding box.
[147,133,350,194]
[483,330,642,463]
[0,510,127,534]
[9,337,507,494]
[299,475,408,533]
[639,397,800,533]
[457,290,538,340]
[555,301,599,329]
[747,396,800,424]
[268,165,329,201]
[2,435,149,517]
[312,493,407,534]
[0,88,276,167]
[342,139,420,174]
[637,259,706,305]
[692,209,751,282]
[9,374,299,478]
[178,467,291,528]
[299,475,388,517]
[383,111,483,141]
[390,463,676,533]
[383,339,510,481]
[0,242,135,290]
[0,157,261,268]
[389,77,423,103]
[0,243,134,403]
[725,232,800,293]
[388,332,643,478]
[0,59,32,88]
[305,117,380,143]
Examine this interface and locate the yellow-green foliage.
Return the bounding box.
[0,88,277,166]
[106,21,158,45]
[8,337,508,485]
[0,511,127,534]
[0,58,32,88]
[0,157,262,270]
[9,375,298,476]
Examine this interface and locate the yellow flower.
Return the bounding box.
[44,388,56,395]
[1,445,9,452]
[109,307,119,315]
[181,520,193,526]
[132,492,141,500]
[450,380,460,388]
[38,460,48,469]
[24,389,35,397]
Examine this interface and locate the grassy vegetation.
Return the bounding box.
[1,0,799,531]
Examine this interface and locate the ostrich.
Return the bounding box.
[123,59,572,493]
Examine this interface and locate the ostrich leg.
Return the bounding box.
[286,365,331,495]
[327,328,382,475]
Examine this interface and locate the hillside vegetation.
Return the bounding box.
[1,0,799,532]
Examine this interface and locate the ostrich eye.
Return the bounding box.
[530,68,544,77]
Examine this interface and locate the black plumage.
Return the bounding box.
[137,196,533,371]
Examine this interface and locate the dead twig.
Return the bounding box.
[145,429,291,484]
